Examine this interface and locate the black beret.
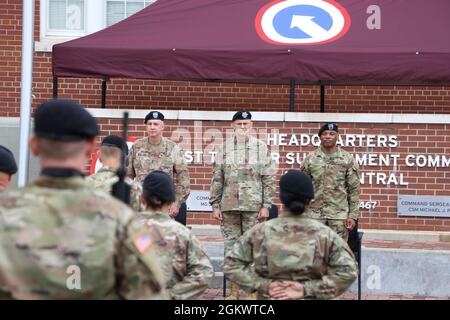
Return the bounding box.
[101,135,128,155]
[0,145,17,175]
[318,123,338,136]
[34,99,99,141]
[142,170,176,203]
[232,110,252,122]
[279,170,314,200]
[144,111,164,123]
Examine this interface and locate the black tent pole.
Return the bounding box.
[53,77,58,98]
[101,78,108,109]
[289,80,295,112]
[320,81,325,112]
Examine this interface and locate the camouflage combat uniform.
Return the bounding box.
[0,175,167,299]
[133,211,214,300]
[126,137,190,209]
[301,147,360,241]
[209,136,276,257]
[223,213,358,300]
[87,167,142,212]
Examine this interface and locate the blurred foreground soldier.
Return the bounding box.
[0,99,167,299]
[209,110,276,300]
[126,111,190,222]
[88,135,128,193]
[134,171,213,299]
[87,135,141,211]
[0,146,17,192]
[223,170,357,300]
[301,123,360,241]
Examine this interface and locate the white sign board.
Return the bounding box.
[398,195,450,217]
[186,191,212,212]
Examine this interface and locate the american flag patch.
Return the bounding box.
[133,232,153,254]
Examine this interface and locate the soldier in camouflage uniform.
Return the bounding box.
[87,135,141,211]
[301,123,360,242]
[209,110,276,300]
[134,170,213,299]
[0,145,17,192]
[126,111,190,223]
[0,99,167,299]
[223,170,357,300]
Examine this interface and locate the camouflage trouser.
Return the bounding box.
[221,211,258,258]
[316,219,349,242]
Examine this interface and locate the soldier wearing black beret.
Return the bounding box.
[142,170,176,204]
[88,135,134,203]
[223,169,357,300]
[0,145,17,191]
[34,99,99,141]
[127,110,190,225]
[144,111,164,123]
[318,123,338,137]
[137,170,214,299]
[209,109,276,300]
[0,99,168,299]
[301,122,360,242]
[232,110,252,122]
[101,135,129,155]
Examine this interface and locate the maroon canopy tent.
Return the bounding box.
[52,0,450,111]
[53,0,450,83]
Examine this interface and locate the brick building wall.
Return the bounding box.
[0,1,449,232]
[94,112,450,232]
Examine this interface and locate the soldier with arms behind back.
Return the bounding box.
[223,170,357,300]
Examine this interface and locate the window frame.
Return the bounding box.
[37,0,106,52]
[36,0,154,52]
[44,0,87,37]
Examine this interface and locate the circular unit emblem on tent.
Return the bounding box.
[255,0,351,45]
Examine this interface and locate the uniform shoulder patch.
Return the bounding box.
[133,230,154,254]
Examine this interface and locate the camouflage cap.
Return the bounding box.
[34,99,99,141]
[0,145,17,175]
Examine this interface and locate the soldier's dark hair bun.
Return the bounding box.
[286,200,306,215]
[280,192,310,215]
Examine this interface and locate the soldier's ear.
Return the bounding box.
[140,195,146,206]
[85,138,96,157]
[29,135,40,156]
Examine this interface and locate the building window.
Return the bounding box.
[37,0,157,52]
[106,0,156,27]
[47,0,86,36]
